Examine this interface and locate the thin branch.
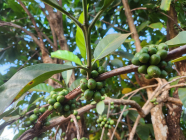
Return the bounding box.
[71,115,81,140]
[131,7,147,11]
[111,105,127,140]
[88,13,129,32]
[0,21,40,46]
[167,97,183,105]
[130,6,184,31]
[129,115,141,140]
[159,11,184,31]
[100,102,111,140]
[0,40,20,53]
[121,84,158,99]
[122,0,141,52]
[17,50,40,71]
[54,125,60,140]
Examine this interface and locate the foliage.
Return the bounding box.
[0,0,186,139]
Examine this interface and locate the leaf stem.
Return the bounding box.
[82,0,91,78]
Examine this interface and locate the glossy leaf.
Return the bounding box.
[51,50,82,66]
[29,83,54,93]
[171,56,186,63]
[110,59,123,68]
[29,93,40,104]
[69,79,81,91]
[137,21,150,32]
[165,31,186,47]
[136,124,150,140]
[149,22,163,30]
[50,78,65,87]
[160,0,171,11]
[93,33,131,62]
[0,108,14,120]
[96,101,105,115]
[0,64,76,114]
[16,100,28,107]
[62,62,73,85]
[112,51,134,60]
[76,11,86,59]
[101,0,115,10]
[178,88,186,108]
[128,110,145,124]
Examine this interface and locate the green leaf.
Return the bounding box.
[0,108,14,120]
[27,96,44,112]
[16,100,28,107]
[101,0,115,10]
[110,59,123,68]
[137,21,150,32]
[149,22,163,30]
[62,62,73,85]
[76,12,86,59]
[29,83,54,93]
[178,88,186,108]
[69,78,81,91]
[93,33,131,62]
[29,93,40,104]
[50,78,65,87]
[165,31,186,47]
[51,50,82,66]
[136,124,150,140]
[112,51,134,60]
[128,110,145,124]
[171,56,186,63]
[160,0,171,11]
[0,64,76,114]
[96,101,105,115]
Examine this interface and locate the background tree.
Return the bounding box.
[1,0,186,140]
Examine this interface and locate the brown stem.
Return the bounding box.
[54,125,60,140]
[122,0,141,52]
[70,115,80,140]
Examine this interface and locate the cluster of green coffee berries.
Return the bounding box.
[97,115,115,129]
[24,107,49,127]
[131,43,173,79]
[72,137,89,140]
[80,78,109,102]
[80,65,109,102]
[46,89,80,117]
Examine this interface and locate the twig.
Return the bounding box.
[131,7,147,11]
[111,105,127,140]
[129,115,141,140]
[126,115,132,132]
[172,65,181,76]
[100,102,111,140]
[121,84,158,99]
[54,125,61,140]
[88,13,129,32]
[159,11,184,31]
[0,40,20,53]
[17,50,40,71]
[122,0,141,52]
[71,115,81,140]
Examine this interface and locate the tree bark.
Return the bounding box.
[44,4,75,87]
[166,4,185,140]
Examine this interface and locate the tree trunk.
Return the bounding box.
[166,4,185,140]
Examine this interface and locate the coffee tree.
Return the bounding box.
[1,0,186,139]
